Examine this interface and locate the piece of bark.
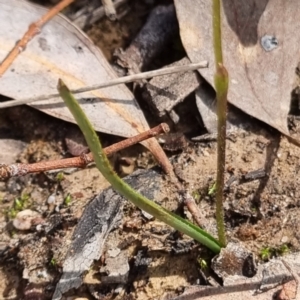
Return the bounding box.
[0,139,27,164]
[115,4,178,74]
[143,57,201,120]
[52,168,162,300]
[195,83,218,134]
[159,132,189,151]
[211,242,257,279]
[52,188,123,300]
[100,251,129,284]
[65,127,89,156]
[195,83,245,134]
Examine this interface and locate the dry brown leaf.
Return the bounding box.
[0,0,169,170]
[174,0,300,136]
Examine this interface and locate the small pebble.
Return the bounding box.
[281,236,289,243]
[114,285,124,294]
[141,210,154,220]
[47,193,56,204]
[261,35,278,52]
[107,247,121,258]
[36,224,43,232]
[13,209,42,230]
[118,157,135,175]
[202,150,210,157]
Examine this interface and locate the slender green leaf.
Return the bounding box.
[58,79,221,253]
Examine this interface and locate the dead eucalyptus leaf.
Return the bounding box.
[174,0,300,136]
[0,0,168,168]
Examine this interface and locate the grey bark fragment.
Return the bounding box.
[115,5,178,74]
[100,251,129,284]
[143,57,201,119]
[52,168,162,300]
[195,83,218,133]
[195,84,243,135]
[0,139,27,164]
[52,189,122,300]
[212,242,257,279]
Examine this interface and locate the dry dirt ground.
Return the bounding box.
[1,1,300,300]
[1,105,300,300]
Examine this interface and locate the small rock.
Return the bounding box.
[212,242,257,279]
[65,127,89,156]
[47,193,56,204]
[13,209,43,230]
[114,285,124,294]
[202,150,210,157]
[100,251,129,284]
[107,247,121,258]
[281,236,289,244]
[117,157,136,176]
[141,210,154,220]
[277,279,297,300]
[0,139,27,164]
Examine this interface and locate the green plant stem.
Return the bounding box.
[58,79,221,254]
[213,0,228,247]
[215,64,228,247]
[213,0,223,64]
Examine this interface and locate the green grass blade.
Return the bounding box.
[57,79,221,253]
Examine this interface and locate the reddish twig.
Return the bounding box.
[0,0,75,77]
[0,123,169,180]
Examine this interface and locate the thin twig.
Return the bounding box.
[0,0,75,77]
[101,0,117,20]
[0,61,208,109]
[71,0,127,29]
[0,123,169,180]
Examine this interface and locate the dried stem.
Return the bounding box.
[0,61,208,109]
[0,123,169,180]
[0,0,75,77]
[71,0,127,29]
[101,0,117,20]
